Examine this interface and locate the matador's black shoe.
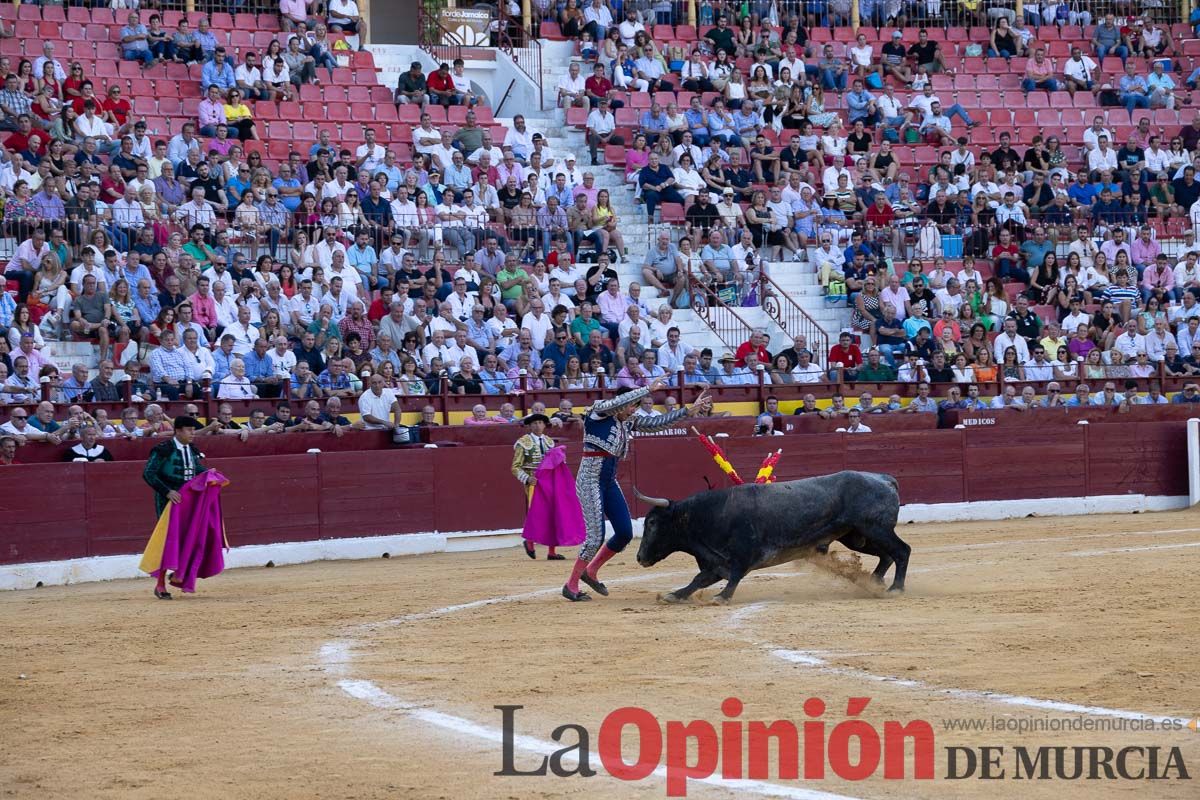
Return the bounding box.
[153,589,173,600]
[580,573,609,596]
[547,553,566,560]
[562,585,592,602]
[523,541,536,559]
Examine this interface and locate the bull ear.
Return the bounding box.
[634,487,670,508]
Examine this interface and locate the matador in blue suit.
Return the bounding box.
[563,378,712,601]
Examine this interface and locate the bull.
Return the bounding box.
[635,471,909,604]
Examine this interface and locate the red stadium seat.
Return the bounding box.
[326,104,353,123]
[267,139,292,160]
[659,203,685,224]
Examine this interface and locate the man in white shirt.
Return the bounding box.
[617,7,644,46]
[224,305,259,356]
[211,280,240,329]
[1087,135,1119,174]
[427,129,459,174]
[1145,317,1170,363]
[503,114,537,162]
[32,42,66,83]
[314,226,348,270]
[656,327,695,373]
[355,127,386,174]
[582,0,613,43]
[75,109,115,148]
[1063,46,1098,99]
[69,249,108,293]
[1061,297,1091,334]
[617,304,651,343]
[541,279,575,317]
[1111,318,1147,360]
[790,350,824,383]
[557,61,587,108]
[267,335,297,379]
[175,186,218,230]
[520,298,553,349]
[328,0,368,44]
[358,373,400,430]
[411,113,442,157]
[586,99,622,166]
[992,317,1031,363]
[288,281,321,333]
[811,238,845,287]
[467,132,503,167]
[325,251,360,301]
[110,186,146,237]
[235,52,268,100]
[181,327,216,379]
[321,276,354,322]
[1022,346,1055,381]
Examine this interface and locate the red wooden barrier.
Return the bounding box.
[0,424,1190,566]
[945,405,1200,428]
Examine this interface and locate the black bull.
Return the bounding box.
[635,471,910,604]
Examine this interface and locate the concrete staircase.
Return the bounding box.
[526,46,846,359]
[366,41,847,359]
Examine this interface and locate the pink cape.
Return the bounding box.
[140,470,230,593]
[521,446,586,547]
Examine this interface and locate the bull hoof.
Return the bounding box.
[887,584,905,594]
[709,595,731,606]
[658,592,687,604]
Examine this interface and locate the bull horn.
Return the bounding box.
[633,487,670,508]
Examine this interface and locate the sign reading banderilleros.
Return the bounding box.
[441,7,491,46]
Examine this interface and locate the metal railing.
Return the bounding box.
[757,271,830,362]
[416,0,464,65]
[684,270,758,349]
[496,8,545,112]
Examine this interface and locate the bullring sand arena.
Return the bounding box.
[2,510,1198,799]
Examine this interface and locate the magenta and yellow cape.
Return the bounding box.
[139,470,231,592]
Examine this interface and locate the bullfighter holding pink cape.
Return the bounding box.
[513,413,585,558]
[521,443,586,552]
[140,416,229,599]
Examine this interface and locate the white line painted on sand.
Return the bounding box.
[325,571,868,800]
[920,527,1200,553]
[336,673,867,800]
[770,649,1191,727]
[1068,541,1200,557]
